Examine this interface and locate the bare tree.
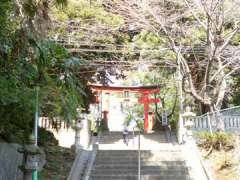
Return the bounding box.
[104,0,240,109]
[103,0,240,130]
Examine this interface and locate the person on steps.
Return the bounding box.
[123,125,129,146]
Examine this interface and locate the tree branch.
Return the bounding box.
[184,0,207,30]
[217,27,239,53]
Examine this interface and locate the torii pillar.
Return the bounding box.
[138,89,160,133]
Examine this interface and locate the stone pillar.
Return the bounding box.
[74,120,82,153]
[182,106,196,143]
[178,114,184,144]
[80,114,90,149]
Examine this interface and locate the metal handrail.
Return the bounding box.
[138,130,141,180]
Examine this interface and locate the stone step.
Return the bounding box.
[91,168,188,175]
[97,150,182,154]
[99,136,167,139]
[100,132,166,135]
[99,133,167,139]
[98,138,167,142]
[96,153,183,158]
[92,165,188,172]
[93,161,186,167]
[96,151,183,157]
[90,174,190,180]
[90,132,189,180]
[95,157,184,162]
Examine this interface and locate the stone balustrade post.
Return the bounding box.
[182,106,196,143]
[80,114,90,149]
[74,119,82,153]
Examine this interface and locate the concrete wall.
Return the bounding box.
[0,143,23,180]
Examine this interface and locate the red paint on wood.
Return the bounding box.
[138,94,160,133]
[89,84,160,133]
[90,84,160,93]
[144,102,149,133]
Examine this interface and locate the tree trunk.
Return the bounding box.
[199,103,210,114]
[215,78,227,110]
[153,94,162,130]
[209,104,225,132]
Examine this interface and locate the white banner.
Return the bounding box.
[162,111,168,126]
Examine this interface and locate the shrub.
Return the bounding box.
[38,127,58,146]
[196,131,235,151]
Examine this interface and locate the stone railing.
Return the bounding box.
[39,117,70,130]
[184,114,240,133]
[181,107,214,180]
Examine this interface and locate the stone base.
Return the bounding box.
[71,144,83,154]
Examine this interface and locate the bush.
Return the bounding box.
[196,131,235,151]
[38,127,58,146]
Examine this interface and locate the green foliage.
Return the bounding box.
[185,27,206,44]
[135,31,164,47]
[122,68,178,129]
[196,132,235,151]
[124,109,135,125]
[232,94,240,105]
[93,35,115,44]
[0,36,89,142]
[123,106,144,130]
[50,0,124,45]
[229,77,240,106]
[136,120,144,130]
[39,144,74,179]
[38,127,58,146]
[0,79,35,143]
[0,1,94,143]
[115,33,129,45]
[51,0,123,26]
[231,33,240,45]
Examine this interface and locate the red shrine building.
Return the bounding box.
[90,84,160,133]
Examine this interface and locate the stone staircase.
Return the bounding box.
[88,132,190,180]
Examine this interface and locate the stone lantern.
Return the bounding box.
[18,135,45,180]
[74,119,83,153]
[72,108,83,153]
[182,106,196,142]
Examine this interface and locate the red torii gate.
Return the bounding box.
[90,84,160,133]
[138,89,160,132]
